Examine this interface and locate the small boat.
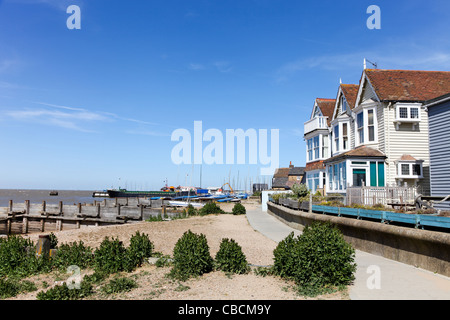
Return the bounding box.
[49,191,58,196]
[168,201,204,208]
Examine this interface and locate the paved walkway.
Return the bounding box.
[246,208,450,300]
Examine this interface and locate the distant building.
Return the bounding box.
[272,162,306,190]
[252,183,269,193]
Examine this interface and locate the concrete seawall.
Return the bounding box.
[267,202,450,277]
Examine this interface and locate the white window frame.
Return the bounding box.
[396,161,424,179]
[341,95,348,113]
[394,103,422,130]
[334,125,339,152]
[306,134,328,163]
[326,161,348,193]
[355,107,377,146]
[331,120,350,156]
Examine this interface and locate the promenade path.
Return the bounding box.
[246,208,450,300]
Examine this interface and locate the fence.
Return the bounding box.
[346,185,417,207]
[0,198,180,235]
[268,197,450,231]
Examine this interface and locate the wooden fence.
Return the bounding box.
[346,186,417,207]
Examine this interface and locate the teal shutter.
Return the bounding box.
[378,162,385,187]
[370,162,377,187]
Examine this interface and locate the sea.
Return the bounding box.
[0,189,109,207]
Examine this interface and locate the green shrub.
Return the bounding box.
[82,270,108,285]
[169,230,213,281]
[0,235,52,278]
[0,278,20,299]
[93,237,129,274]
[127,231,154,268]
[198,202,224,216]
[273,222,356,296]
[231,203,246,215]
[215,238,249,274]
[101,276,137,295]
[186,204,198,216]
[36,281,93,300]
[291,183,309,199]
[48,233,58,249]
[52,241,94,271]
[272,232,299,279]
[0,278,37,299]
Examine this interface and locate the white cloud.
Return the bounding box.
[125,129,170,137]
[275,43,450,82]
[188,63,205,71]
[4,102,160,133]
[214,61,233,73]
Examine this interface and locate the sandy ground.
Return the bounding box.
[8,200,348,300]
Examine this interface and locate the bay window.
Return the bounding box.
[396,160,424,179]
[356,108,376,145]
[342,123,348,150]
[357,112,364,144]
[334,125,339,152]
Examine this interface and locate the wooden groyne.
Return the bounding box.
[0,198,179,235]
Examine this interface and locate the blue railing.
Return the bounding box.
[268,199,450,231]
[312,205,450,230]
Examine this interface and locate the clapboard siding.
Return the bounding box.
[377,103,385,154]
[428,99,450,200]
[384,104,430,195]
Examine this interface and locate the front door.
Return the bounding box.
[353,169,366,187]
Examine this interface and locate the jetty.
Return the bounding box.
[0,198,187,235]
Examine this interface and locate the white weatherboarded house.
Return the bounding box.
[306,68,450,199]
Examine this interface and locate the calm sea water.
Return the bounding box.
[0,189,108,207]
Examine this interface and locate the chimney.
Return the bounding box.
[289,161,294,169]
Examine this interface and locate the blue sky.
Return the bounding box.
[0,0,449,190]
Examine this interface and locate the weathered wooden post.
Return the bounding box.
[7,200,13,234]
[23,200,30,234]
[76,203,82,229]
[36,235,51,257]
[95,203,100,226]
[59,201,63,216]
[40,201,46,232]
[140,204,144,221]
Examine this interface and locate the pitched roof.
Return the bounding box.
[272,177,290,189]
[365,69,450,102]
[340,84,359,109]
[273,167,290,178]
[288,167,305,176]
[399,154,418,161]
[305,160,325,172]
[316,98,336,126]
[324,146,386,164]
